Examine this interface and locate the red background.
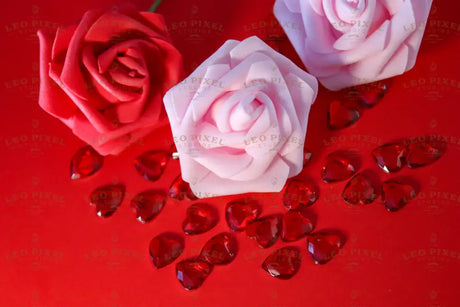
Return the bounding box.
[1,0,459,306]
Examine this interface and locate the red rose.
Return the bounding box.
[38,7,182,155]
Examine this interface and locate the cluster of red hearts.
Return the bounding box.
[70,119,445,290]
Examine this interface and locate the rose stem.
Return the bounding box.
[148,0,163,12]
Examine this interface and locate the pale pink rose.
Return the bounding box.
[274,0,433,90]
[163,36,318,198]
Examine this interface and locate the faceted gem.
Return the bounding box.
[306,232,342,264]
[355,81,388,108]
[176,258,213,290]
[245,216,281,248]
[262,246,301,279]
[182,203,217,235]
[89,185,125,217]
[381,180,417,212]
[327,100,360,130]
[199,233,237,265]
[134,150,169,181]
[321,151,357,183]
[303,148,312,166]
[342,173,377,205]
[169,175,198,201]
[225,199,260,231]
[131,190,166,223]
[149,233,184,269]
[407,140,444,168]
[283,180,318,210]
[281,211,314,242]
[70,146,103,180]
[372,143,407,173]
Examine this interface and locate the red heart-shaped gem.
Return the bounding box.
[225,199,260,231]
[355,80,388,108]
[321,151,358,183]
[169,175,198,201]
[89,184,125,218]
[131,190,166,223]
[372,143,407,173]
[149,233,184,269]
[327,100,360,130]
[245,216,281,248]
[283,180,318,210]
[262,246,302,279]
[406,139,445,168]
[182,203,217,235]
[342,173,377,205]
[199,233,238,265]
[134,150,169,181]
[70,146,103,180]
[381,180,417,212]
[176,258,213,290]
[306,232,342,264]
[281,211,314,242]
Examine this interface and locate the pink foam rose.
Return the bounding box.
[163,36,318,198]
[274,0,433,90]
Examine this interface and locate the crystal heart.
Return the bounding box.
[199,233,237,265]
[89,184,125,218]
[149,233,184,269]
[70,146,103,180]
[381,180,417,212]
[169,175,198,201]
[182,203,217,235]
[342,173,377,205]
[245,216,281,248]
[303,148,312,166]
[281,211,314,242]
[327,100,360,130]
[134,150,169,181]
[306,233,342,264]
[225,199,260,231]
[262,246,301,279]
[406,140,445,168]
[131,190,166,223]
[321,151,357,183]
[372,143,407,173]
[283,180,318,210]
[176,258,213,290]
[355,81,388,108]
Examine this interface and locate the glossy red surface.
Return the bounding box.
[1,0,459,306]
